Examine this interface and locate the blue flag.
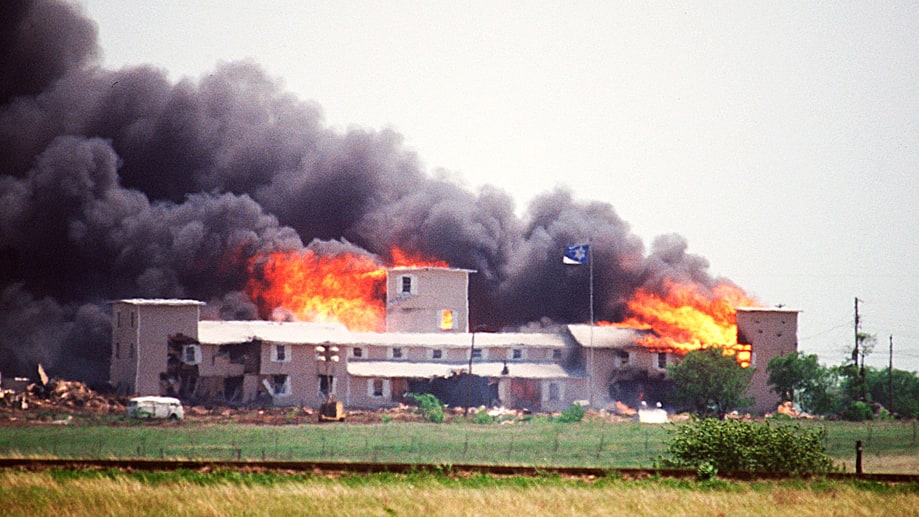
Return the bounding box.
[563,244,589,265]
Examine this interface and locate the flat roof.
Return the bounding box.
[736,306,801,313]
[112,299,205,306]
[387,266,477,273]
[347,360,582,379]
[348,331,568,348]
[195,321,569,348]
[566,324,646,349]
[197,320,351,345]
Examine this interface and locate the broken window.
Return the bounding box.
[657,352,667,369]
[352,347,363,358]
[398,274,417,295]
[617,350,630,367]
[391,347,403,359]
[272,374,291,396]
[271,344,289,362]
[548,382,560,401]
[318,375,335,398]
[439,309,454,330]
[183,344,201,365]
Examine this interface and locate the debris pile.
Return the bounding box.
[0,365,126,417]
[772,401,814,419]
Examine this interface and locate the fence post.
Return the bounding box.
[855,440,863,475]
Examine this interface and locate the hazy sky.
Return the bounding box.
[78,1,919,371]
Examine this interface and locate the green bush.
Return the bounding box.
[843,401,874,421]
[407,393,445,423]
[659,417,835,474]
[696,461,718,481]
[556,403,585,423]
[472,410,493,424]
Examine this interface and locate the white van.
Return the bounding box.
[127,396,184,420]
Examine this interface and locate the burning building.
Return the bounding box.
[3,2,796,413]
[110,266,796,413]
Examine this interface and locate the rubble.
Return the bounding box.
[0,368,688,426]
[771,401,815,419]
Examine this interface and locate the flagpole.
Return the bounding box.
[588,239,594,408]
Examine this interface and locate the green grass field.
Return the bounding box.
[1,418,917,473]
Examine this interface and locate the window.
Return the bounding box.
[470,348,483,360]
[271,344,290,362]
[657,352,667,369]
[617,350,630,367]
[130,311,135,328]
[367,378,391,399]
[183,345,201,365]
[439,309,455,330]
[391,347,403,359]
[352,347,363,358]
[552,349,562,360]
[116,311,122,328]
[398,275,417,295]
[431,349,442,359]
[272,374,291,396]
[318,375,336,397]
[512,349,522,360]
[548,382,560,401]
[128,343,135,359]
[114,342,120,359]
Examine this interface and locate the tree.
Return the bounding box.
[668,347,754,419]
[766,352,837,414]
[866,367,919,419]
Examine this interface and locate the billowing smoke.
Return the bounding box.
[0,0,738,384]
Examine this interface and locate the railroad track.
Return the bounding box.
[0,458,916,483]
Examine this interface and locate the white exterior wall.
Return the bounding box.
[736,308,799,413]
[109,300,200,395]
[385,268,471,333]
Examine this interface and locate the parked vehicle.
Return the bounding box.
[127,396,184,420]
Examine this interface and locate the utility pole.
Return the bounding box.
[889,335,894,411]
[854,297,866,401]
[853,297,860,364]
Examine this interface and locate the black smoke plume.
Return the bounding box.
[0,0,739,384]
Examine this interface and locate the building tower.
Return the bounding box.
[736,307,800,413]
[384,267,475,333]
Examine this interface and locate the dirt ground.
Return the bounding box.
[0,375,660,427]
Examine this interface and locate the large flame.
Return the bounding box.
[606,280,760,367]
[245,247,448,331]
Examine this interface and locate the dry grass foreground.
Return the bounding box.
[1,471,918,517]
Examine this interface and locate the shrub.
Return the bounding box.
[556,403,585,423]
[472,410,493,424]
[696,461,718,481]
[659,417,835,474]
[407,393,445,423]
[843,401,874,421]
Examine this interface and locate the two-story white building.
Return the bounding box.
[110,267,797,413]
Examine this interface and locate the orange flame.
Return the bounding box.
[604,280,760,367]
[245,247,448,331]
